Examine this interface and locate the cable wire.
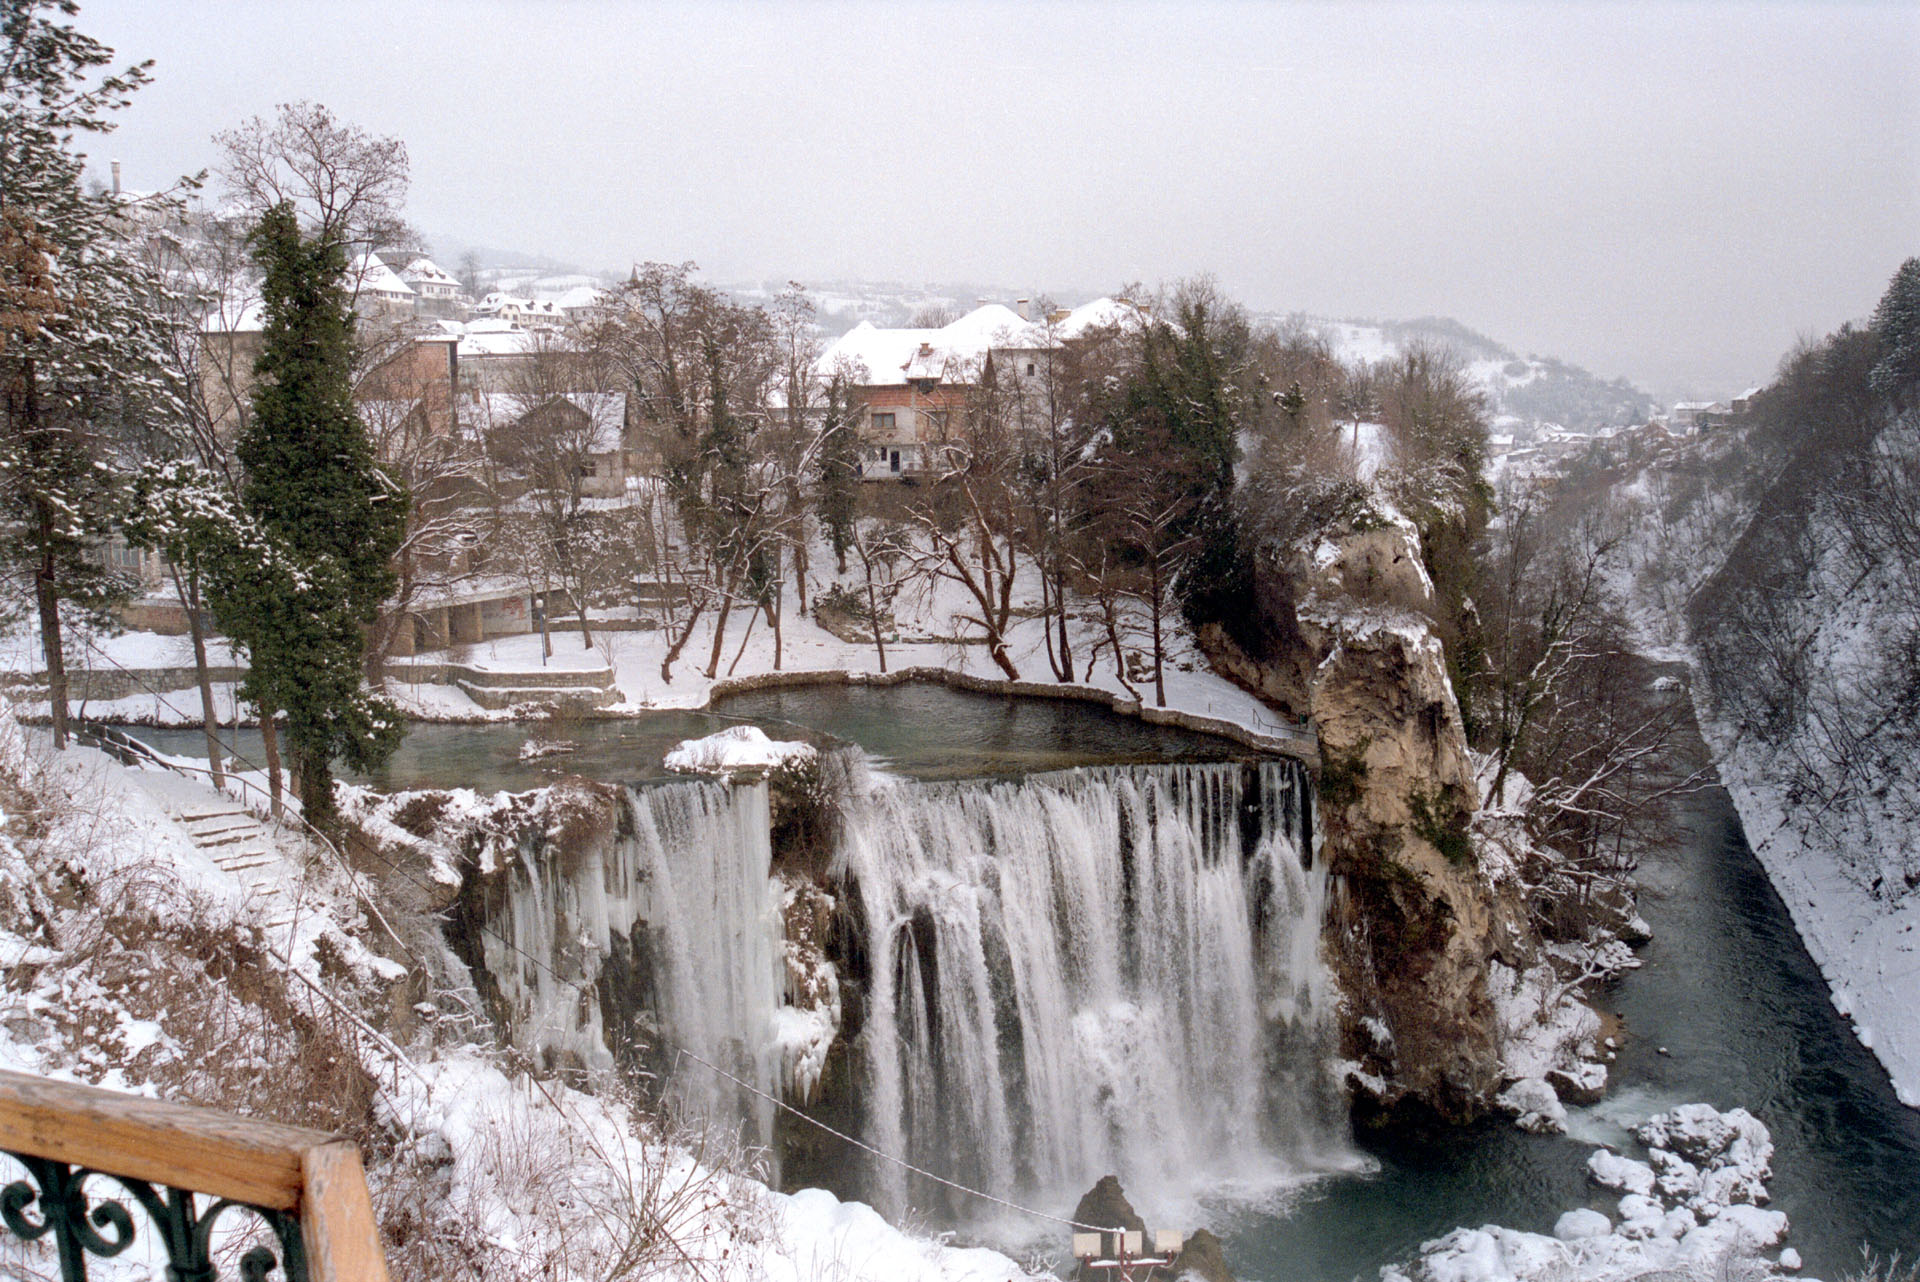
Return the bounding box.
[671,1046,1124,1236]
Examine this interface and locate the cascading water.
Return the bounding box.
[476,778,786,1139]
[474,754,1355,1221]
[835,759,1356,1218]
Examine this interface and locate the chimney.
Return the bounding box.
[111,160,121,195]
[1016,298,1030,321]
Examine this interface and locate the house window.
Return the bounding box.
[871,412,896,433]
[578,460,598,478]
[1025,361,1036,376]
[890,450,901,473]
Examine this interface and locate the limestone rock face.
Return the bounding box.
[1170,1228,1236,1282]
[1070,1174,1146,1237]
[1200,510,1507,1123]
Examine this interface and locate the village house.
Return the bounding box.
[350,253,417,317]
[472,292,567,329]
[815,297,1146,480]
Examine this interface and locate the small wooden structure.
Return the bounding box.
[0,1068,388,1281]
[1072,1226,1185,1280]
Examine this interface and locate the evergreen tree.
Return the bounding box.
[1869,257,1920,408]
[232,201,406,832]
[815,371,861,573]
[1,0,181,748]
[1118,285,1255,638]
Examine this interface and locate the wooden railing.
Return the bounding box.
[0,1069,388,1282]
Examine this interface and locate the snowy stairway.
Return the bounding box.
[171,805,309,934]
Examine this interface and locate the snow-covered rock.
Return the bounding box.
[664,725,816,777]
[1496,1077,1566,1134]
[1553,1209,1611,1242]
[1391,1105,1795,1282]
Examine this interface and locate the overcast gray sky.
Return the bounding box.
[78,0,1918,397]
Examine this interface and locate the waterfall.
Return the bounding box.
[475,755,1353,1217]
[837,759,1352,1217]
[478,778,785,1140]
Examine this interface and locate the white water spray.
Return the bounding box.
[836,760,1352,1216]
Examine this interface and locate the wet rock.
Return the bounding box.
[1170,1228,1235,1282]
[1070,1174,1146,1239]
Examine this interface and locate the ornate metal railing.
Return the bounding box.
[0,1070,387,1282]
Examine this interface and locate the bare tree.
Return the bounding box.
[899,358,1029,680]
[589,262,787,682]
[354,325,490,668]
[484,334,620,649]
[214,101,413,259]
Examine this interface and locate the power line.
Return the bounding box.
[672,1047,1122,1237]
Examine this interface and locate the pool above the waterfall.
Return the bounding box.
[120,681,1266,791]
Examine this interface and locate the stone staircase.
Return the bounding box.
[170,804,309,935]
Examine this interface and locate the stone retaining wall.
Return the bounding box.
[0,666,245,702]
[707,667,1320,765]
[386,660,616,690]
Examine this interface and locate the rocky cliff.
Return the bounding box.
[1201,509,1512,1123]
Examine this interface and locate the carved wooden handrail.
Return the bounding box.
[0,1069,388,1281]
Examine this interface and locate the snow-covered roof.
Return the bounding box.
[474,391,626,448]
[554,285,609,312]
[402,257,460,288]
[1049,296,1152,340]
[352,253,414,299]
[817,297,1153,386]
[458,323,538,357]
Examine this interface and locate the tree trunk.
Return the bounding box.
[769,582,784,672]
[987,631,1021,681]
[792,540,809,616]
[727,603,759,676]
[33,543,69,751]
[704,588,736,680]
[258,700,284,819]
[1054,562,1075,683]
[1041,573,1068,682]
[865,568,888,674]
[660,594,706,684]
[172,565,225,789]
[1102,593,1139,700]
[1150,559,1167,708]
[293,738,337,836]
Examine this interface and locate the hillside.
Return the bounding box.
[1550,265,1920,1107]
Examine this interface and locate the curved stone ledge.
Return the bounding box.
[707,667,1319,764]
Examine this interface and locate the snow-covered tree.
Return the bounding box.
[0,0,184,748]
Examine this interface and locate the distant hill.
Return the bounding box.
[1261,311,1657,435]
